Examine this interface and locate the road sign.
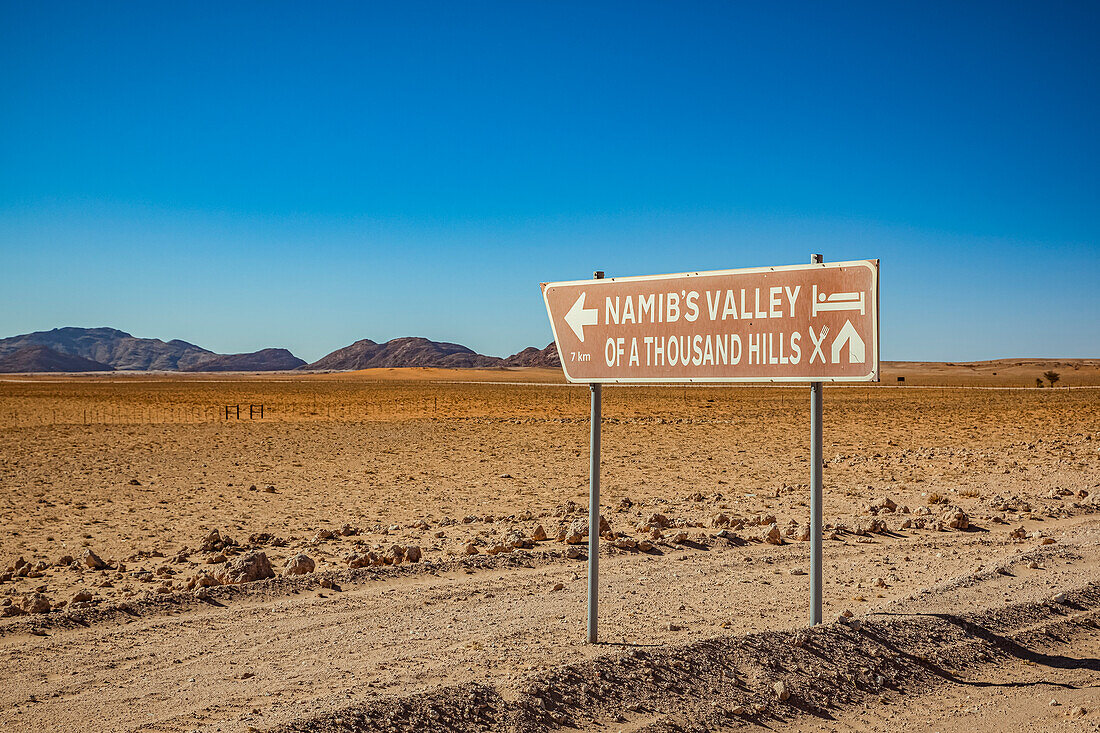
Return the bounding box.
[542,259,879,383]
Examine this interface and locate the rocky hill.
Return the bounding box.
[502,342,561,368]
[0,345,114,373]
[303,337,506,370]
[0,327,564,373]
[182,348,307,372]
[0,328,308,372]
[0,327,213,371]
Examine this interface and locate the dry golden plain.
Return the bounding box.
[0,363,1098,732]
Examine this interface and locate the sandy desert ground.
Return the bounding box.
[0,362,1098,732]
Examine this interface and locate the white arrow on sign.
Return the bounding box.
[565,292,599,342]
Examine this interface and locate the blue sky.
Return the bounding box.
[1,1,1097,361]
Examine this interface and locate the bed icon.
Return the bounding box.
[812,285,865,317]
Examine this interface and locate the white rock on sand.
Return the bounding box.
[216,552,275,584]
[346,551,375,568]
[760,523,782,545]
[284,554,316,575]
[82,549,107,570]
[561,518,588,545]
[22,592,51,614]
[941,507,970,530]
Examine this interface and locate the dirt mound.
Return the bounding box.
[275,582,1100,733]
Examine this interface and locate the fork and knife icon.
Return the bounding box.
[809,325,829,364]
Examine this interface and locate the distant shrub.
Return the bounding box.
[1043,370,1060,387]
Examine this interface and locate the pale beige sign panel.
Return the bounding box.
[542,260,879,383]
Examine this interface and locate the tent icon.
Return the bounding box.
[831,320,866,364]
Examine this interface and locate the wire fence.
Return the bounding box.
[1,382,1085,429]
[0,395,503,427]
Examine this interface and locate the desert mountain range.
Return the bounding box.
[306,337,561,370]
[0,327,560,373]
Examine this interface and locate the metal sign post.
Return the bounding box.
[809,253,824,625]
[588,270,604,644]
[541,259,879,641]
